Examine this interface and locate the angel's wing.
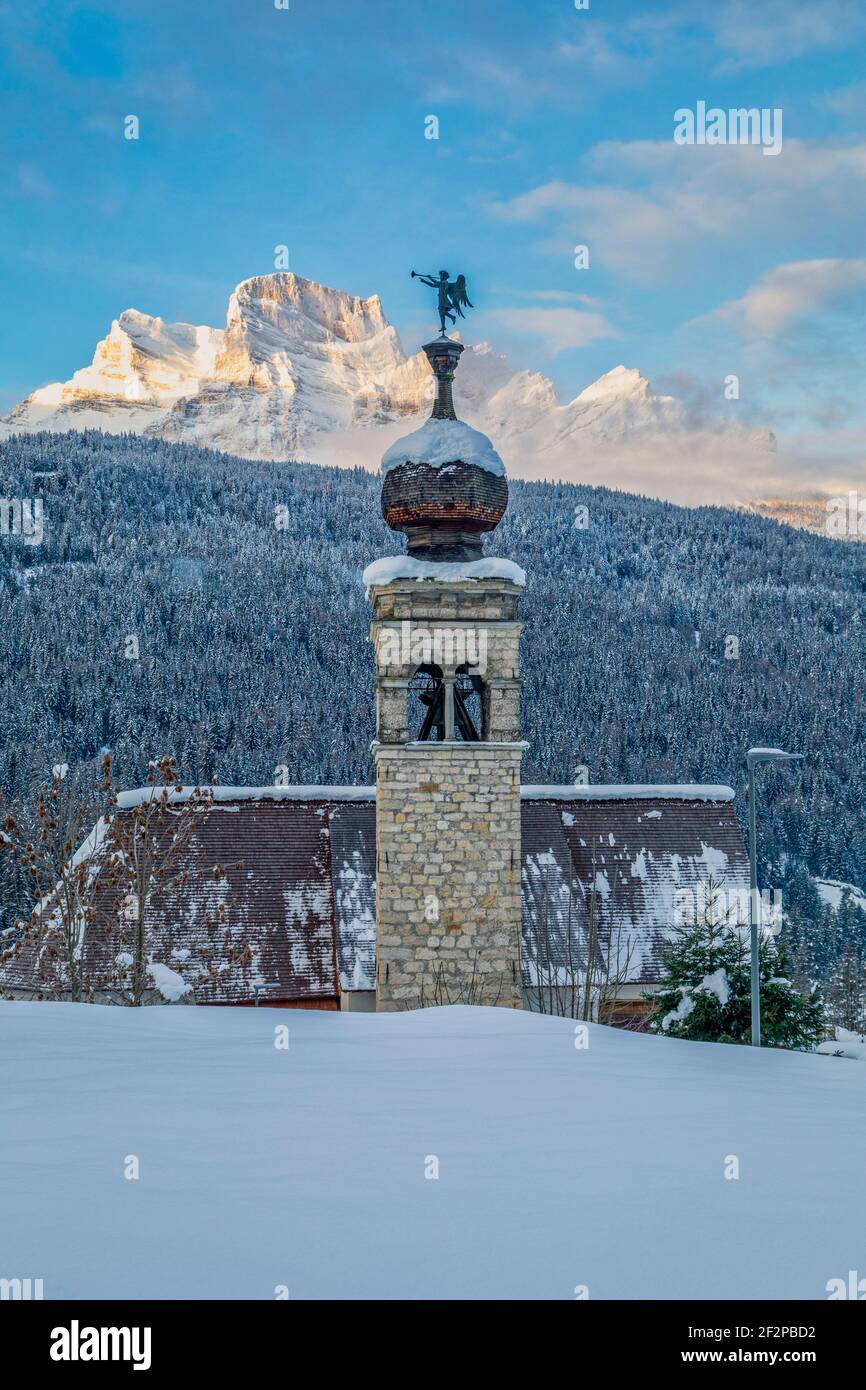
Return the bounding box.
[449,274,474,315]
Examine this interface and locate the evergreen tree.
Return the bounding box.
[646,880,825,1049]
[827,941,866,1034]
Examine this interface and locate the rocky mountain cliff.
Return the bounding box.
[3,272,775,494]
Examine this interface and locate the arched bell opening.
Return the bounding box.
[407,662,486,742]
[408,663,446,741]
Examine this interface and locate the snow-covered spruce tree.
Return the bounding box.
[645,877,825,1049]
[827,940,865,1034]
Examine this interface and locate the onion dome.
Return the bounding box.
[380,339,508,561]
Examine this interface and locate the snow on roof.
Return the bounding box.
[2,790,749,1000]
[116,784,376,810]
[362,555,526,591]
[116,781,733,809]
[380,417,505,478]
[521,784,735,802]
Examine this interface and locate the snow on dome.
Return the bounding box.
[362,555,526,591]
[380,417,505,478]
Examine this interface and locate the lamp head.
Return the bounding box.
[747,747,804,768]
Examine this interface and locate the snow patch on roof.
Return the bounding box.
[334,852,376,992]
[593,870,611,900]
[697,842,730,876]
[631,850,649,881]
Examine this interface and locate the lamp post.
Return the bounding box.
[745,747,804,1046]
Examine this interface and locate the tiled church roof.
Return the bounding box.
[0,786,748,1004]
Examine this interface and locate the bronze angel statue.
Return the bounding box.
[411,269,474,336]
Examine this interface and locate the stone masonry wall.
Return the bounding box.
[374,742,523,1011]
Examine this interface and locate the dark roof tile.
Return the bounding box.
[1,788,748,1001]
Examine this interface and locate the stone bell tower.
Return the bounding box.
[364,335,525,1010]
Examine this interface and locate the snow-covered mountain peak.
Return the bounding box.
[213,272,408,404]
[226,273,390,344]
[574,364,655,404]
[1,273,775,495]
[112,310,223,378]
[4,307,223,430]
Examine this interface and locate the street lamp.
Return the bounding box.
[745,747,804,1047]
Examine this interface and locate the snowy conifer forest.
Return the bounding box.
[1,429,863,1001]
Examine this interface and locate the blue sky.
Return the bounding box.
[2,0,866,477]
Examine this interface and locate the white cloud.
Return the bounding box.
[492,288,603,306]
[818,81,866,123]
[420,19,665,112]
[710,0,864,72]
[703,259,866,336]
[424,0,865,117]
[486,306,616,354]
[420,2,862,117]
[490,140,866,283]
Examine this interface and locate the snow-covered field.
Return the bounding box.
[1,1002,862,1300]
